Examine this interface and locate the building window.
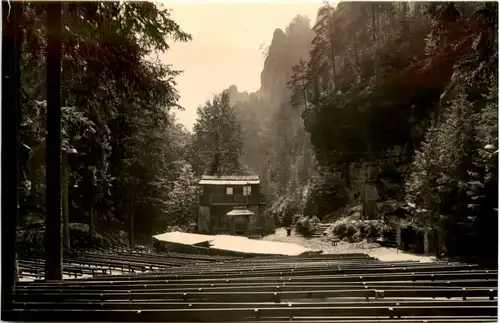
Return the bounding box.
[226,187,233,195]
[243,185,252,196]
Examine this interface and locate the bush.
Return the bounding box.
[17,222,126,255]
[268,196,301,227]
[310,215,321,228]
[330,218,348,238]
[295,215,320,237]
[355,221,368,236]
[329,218,389,243]
[303,173,349,220]
[352,230,363,243]
[292,214,302,226]
[345,223,358,242]
[295,218,313,237]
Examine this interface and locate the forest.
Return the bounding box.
[5,0,499,285]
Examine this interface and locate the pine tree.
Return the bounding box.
[164,164,199,228]
[192,91,244,176]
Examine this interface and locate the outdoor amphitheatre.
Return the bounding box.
[3,1,498,322]
[9,227,498,322]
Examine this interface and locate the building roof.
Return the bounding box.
[199,175,260,185]
[226,206,255,216]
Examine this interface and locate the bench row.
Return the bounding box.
[4,306,497,321]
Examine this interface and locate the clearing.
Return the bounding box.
[263,228,435,262]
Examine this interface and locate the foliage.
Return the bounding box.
[18,1,193,250]
[290,1,498,263]
[302,171,349,219]
[17,221,126,255]
[292,214,303,225]
[17,0,498,268]
[402,2,498,261]
[329,218,389,243]
[295,215,320,237]
[163,164,200,228]
[406,83,498,259]
[190,91,244,176]
[268,195,301,227]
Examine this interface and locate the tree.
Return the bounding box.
[9,0,200,269]
[403,0,498,259]
[191,91,244,176]
[286,1,498,263]
[164,164,199,228]
[18,2,192,249]
[2,0,24,308]
[44,1,63,281]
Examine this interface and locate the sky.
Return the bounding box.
[159,1,324,131]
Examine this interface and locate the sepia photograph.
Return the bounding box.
[1,0,498,322]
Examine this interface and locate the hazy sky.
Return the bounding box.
[159,1,323,131]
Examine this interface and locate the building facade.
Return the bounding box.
[198,175,265,236]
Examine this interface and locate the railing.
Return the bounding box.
[209,195,249,205]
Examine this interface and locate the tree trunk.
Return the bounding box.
[29,150,38,199]
[44,2,63,281]
[396,221,402,250]
[2,0,23,311]
[129,191,135,247]
[341,163,351,188]
[302,135,311,186]
[371,3,377,41]
[62,152,70,253]
[300,75,310,186]
[266,155,272,197]
[424,228,430,254]
[88,172,94,247]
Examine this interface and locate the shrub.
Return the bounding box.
[17,222,126,256]
[295,215,319,237]
[365,220,380,241]
[292,214,303,226]
[310,215,321,228]
[352,230,363,243]
[355,221,368,236]
[345,222,357,241]
[303,173,349,220]
[268,196,301,227]
[329,218,388,243]
[330,218,348,239]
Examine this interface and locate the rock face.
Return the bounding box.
[227,16,315,109]
[226,85,250,105]
[260,28,288,103]
[223,15,316,218]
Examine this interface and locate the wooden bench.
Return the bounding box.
[10,251,498,322]
[5,306,498,321]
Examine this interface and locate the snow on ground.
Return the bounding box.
[264,228,436,262]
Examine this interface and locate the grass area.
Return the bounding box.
[263,228,436,263]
